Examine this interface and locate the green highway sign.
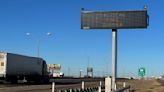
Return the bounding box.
[138,67,146,77]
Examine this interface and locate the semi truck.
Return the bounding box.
[0,52,49,83]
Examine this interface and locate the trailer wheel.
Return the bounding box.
[6,76,18,84]
[10,78,18,84]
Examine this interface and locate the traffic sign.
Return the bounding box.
[138,67,146,77]
[81,8,149,91]
[81,10,149,29]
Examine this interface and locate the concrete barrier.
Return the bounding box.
[105,77,112,92]
[52,82,55,92]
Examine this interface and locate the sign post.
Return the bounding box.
[81,8,148,92]
[112,29,117,90]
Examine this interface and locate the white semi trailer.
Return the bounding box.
[0,52,49,83]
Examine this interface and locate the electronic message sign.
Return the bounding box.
[81,10,148,29]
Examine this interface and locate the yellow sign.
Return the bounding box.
[53,64,61,68]
[47,64,61,70]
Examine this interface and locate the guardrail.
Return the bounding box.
[57,87,99,92]
[53,85,129,92]
[52,79,130,92]
[52,81,103,92]
[116,86,130,92]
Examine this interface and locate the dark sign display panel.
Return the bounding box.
[81,10,148,29]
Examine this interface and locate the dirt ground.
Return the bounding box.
[123,79,164,92]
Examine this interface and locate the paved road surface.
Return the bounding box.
[0,81,102,92]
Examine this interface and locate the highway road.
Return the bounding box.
[2,78,164,92]
[0,78,104,92]
[0,82,103,92]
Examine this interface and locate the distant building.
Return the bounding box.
[87,67,93,78]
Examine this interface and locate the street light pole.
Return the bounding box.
[26,32,52,58]
[37,39,41,58]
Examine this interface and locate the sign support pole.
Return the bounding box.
[112,29,117,91]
